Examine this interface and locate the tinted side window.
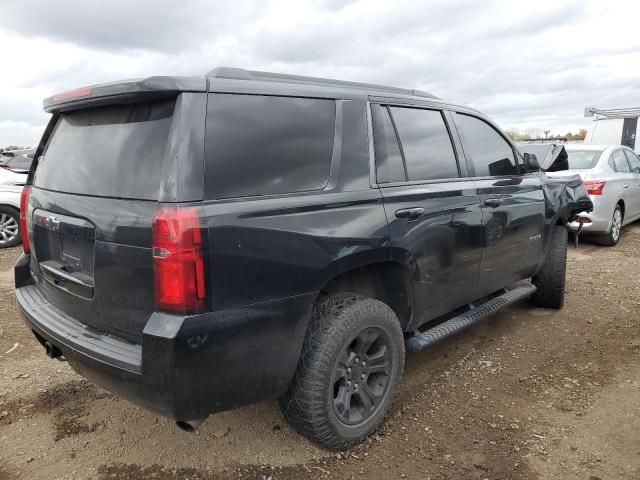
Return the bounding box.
[205,94,335,199]
[372,105,405,183]
[624,150,640,173]
[389,107,459,181]
[454,113,518,176]
[611,150,630,173]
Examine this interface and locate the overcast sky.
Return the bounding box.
[1,0,639,146]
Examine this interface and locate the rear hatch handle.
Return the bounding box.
[39,260,94,299]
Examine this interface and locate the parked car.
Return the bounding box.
[15,68,591,449]
[0,184,23,247]
[546,144,640,245]
[1,149,35,174]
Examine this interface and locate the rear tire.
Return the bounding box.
[0,206,21,248]
[280,293,405,450]
[530,225,567,309]
[593,205,623,246]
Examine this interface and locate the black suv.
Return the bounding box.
[15,67,591,449]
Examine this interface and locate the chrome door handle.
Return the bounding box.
[483,198,502,208]
[395,207,425,220]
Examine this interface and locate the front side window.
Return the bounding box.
[389,107,459,181]
[454,113,518,177]
[205,94,335,199]
[611,150,631,173]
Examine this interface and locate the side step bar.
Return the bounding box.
[405,283,537,352]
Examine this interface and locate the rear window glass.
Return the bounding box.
[205,94,335,199]
[6,155,33,171]
[566,149,602,170]
[34,100,175,200]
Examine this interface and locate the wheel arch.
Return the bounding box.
[317,260,415,332]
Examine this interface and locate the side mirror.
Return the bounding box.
[523,153,541,172]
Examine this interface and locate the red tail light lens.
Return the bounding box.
[152,206,206,314]
[20,185,31,253]
[584,180,606,195]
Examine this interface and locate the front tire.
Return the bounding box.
[280,294,405,450]
[530,225,567,309]
[593,205,623,246]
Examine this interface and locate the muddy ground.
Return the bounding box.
[1,224,639,480]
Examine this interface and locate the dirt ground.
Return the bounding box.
[1,225,639,480]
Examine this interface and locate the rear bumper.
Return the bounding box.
[15,254,313,420]
[566,196,613,233]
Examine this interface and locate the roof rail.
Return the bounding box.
[207,67,438,99]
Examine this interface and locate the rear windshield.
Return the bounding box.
[34,100,175,200]
[566,149,602,170]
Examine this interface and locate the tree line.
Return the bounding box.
[505,128,587,142]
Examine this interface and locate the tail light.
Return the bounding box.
[584,180,606,195]
[152,205,206,314]
[20,185,31,253]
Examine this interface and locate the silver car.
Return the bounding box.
[548,144,640,245]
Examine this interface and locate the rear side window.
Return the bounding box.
[35,100,175,200]
[205,94,335,199]
[389,107,459,181]
[372,105,405,183]
[454,113,519,177]
[625,150,640,173]
[611,150,630,172]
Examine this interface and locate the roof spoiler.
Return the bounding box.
[44,76,207,113]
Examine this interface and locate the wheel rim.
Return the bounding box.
[0,213,19,244]
[612,209,622,241]
[332,327,392,426]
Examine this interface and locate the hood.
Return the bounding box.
[516,143,569,172]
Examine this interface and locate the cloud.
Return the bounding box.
[1,0,640,146]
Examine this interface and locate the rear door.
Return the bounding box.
[451,112,545,297]
[27,95,204,344]
[372,103,484,326]
[609,149,637,219]
[623,149,640,219]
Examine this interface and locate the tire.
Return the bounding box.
[529,225,567,309]
[593,205,623,246]
[0,206,21,248]
[280,293,405,450]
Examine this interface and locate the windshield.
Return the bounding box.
[566,149,602,170]
[34,99,175,200]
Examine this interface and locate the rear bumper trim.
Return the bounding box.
[16,284,142,373]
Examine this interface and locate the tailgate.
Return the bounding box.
[26,97,183,344]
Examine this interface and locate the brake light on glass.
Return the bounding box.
[152,206,206,314]
[584,180,606,195]
[20,185,31,253]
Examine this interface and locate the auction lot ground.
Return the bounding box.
[1,225,639,480]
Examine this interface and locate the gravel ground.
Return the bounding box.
[1,224,639,480]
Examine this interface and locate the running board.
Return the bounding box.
[405,283,537,352]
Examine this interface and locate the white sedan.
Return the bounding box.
[548,144,640,245]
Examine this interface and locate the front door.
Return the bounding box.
[451,113,546,297]
[371,104,484,327]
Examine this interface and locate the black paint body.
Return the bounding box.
[16,72,592,421]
